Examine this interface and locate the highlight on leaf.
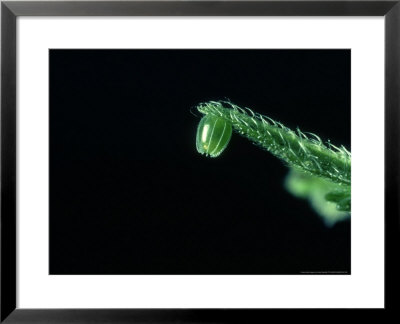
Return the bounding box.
[194,100,351,225]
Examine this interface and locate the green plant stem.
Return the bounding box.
[197,101,351,186]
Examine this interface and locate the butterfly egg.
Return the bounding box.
[196,114,232,158]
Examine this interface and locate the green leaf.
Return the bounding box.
[195,100,351,226]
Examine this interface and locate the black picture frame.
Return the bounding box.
[1,0,399,322]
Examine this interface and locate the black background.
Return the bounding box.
[50,49,350,274]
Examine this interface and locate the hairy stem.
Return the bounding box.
[196,100,351,186]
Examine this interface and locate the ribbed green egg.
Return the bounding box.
[196,114,232,158]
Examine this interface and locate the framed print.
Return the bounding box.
[1,0,399,322]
